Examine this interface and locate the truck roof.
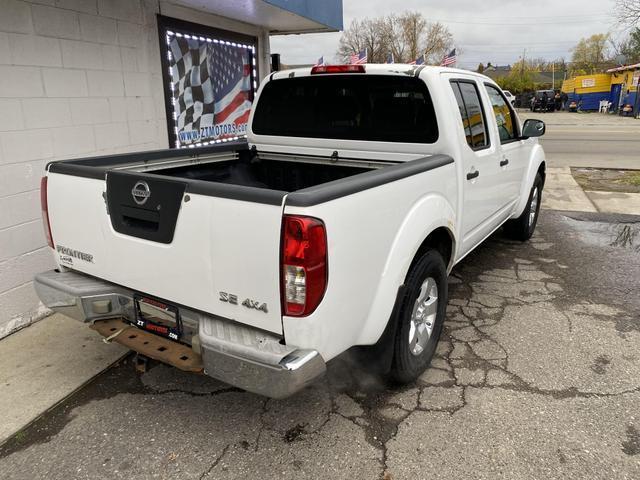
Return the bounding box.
[270,64,493,82]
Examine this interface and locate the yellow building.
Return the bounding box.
[561,64,640,112]
[561,73,613,110]
[607,63,640,113]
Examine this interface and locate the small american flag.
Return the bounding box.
[315,56,324,66]
[209,42,252,130]
[350,49,367,64]
[410,55,425,65]
[441,48,457,67]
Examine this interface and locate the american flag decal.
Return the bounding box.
[209,42,252,128]
[167,32,254,147]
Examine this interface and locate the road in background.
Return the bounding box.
[519,111,639,170]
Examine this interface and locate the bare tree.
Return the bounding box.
[337,17,389,64]
[382,14,407,62]
[398,12,427,61]
[421,21,453,64]
[337,11,454,64]
[610,28,640,64]
[615,0,640,26]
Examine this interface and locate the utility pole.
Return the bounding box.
[521,48,526,80]
[552,61,555,90]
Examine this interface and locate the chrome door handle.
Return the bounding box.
[500,159,509,167]
[466,170,480,180]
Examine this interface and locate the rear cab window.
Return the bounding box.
[252,75,439,144]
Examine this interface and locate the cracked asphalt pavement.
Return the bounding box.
[1,210,639,480]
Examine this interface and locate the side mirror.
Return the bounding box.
[522,119,545,138]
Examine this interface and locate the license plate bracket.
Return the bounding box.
[133,294,182,341]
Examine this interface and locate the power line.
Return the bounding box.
[433,19,610,26]
[431,12,609,20]
[425,15,613,26]
[459,40,578,46]
[461,45,574,51]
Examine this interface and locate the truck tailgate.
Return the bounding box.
[46,170,286,335]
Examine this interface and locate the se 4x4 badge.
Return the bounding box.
[219,292,268,313]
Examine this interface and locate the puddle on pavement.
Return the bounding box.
[561,216,640,251]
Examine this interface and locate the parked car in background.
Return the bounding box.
[502,90,516,107]
[35,65,547,398]
[530,89,556,112]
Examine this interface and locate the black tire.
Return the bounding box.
[504,173,543,241]
[389,250,448,384]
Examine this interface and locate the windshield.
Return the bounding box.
[252,75,439,144]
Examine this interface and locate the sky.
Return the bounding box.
[270,0,624,68]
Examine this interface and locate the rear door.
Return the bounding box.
[46,169,287,335]
[447,77,503,254]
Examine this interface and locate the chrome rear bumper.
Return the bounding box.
[34,269,326,399]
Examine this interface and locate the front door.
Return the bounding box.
[483,83,528,207]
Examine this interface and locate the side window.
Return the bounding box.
[450,80,488,149]
[451,82,472,144]
[459,83,489,149]
[485,85,517,142]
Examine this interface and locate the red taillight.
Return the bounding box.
[311,65,365,75]
[281,215,327,317]
[40,176,54,248]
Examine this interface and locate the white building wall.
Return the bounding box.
[0,0,269,337]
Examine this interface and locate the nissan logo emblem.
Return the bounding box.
[131,181,151,205]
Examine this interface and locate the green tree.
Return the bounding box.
[570,33,611,74]
[616,28,640,64]
[495,59,536,93]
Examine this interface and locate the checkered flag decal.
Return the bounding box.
[169,37,215,133]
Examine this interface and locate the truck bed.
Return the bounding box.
[45,141,452,336]
[48,142,388,199]
[157,156,372,192]
[47,141,451,206]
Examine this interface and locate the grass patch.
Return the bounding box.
[628,171,640,186]
[571,168,640,193]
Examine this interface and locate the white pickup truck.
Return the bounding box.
[35,65,546,398]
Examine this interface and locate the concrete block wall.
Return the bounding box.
[0,0,270,339]
[0,0,169,337]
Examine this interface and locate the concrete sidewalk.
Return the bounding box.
[584,190,640,215]
[542,167,598,213]
[542,167,640,215]
[0,314,127,444]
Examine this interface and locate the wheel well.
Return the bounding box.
[411,227,454,272]
[537,161,546,188]
[354,226,455,374]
